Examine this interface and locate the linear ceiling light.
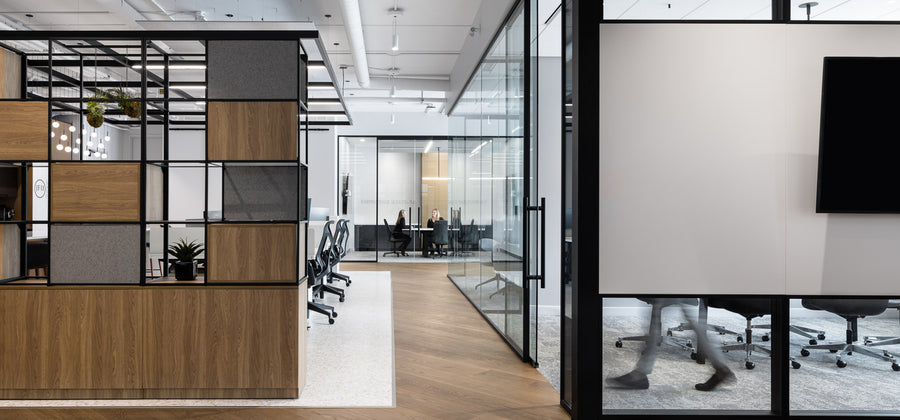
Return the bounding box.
[132,64,206,70]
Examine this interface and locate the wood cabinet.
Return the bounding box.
[0,286,302,399]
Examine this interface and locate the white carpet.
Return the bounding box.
[0,270,395,408]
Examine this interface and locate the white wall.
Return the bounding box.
[538,56,563,309]
[308,127,338,216]
[599,24,900,295]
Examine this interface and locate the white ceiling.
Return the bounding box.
[604,0,900,20]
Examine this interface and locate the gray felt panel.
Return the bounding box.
[50,224,140,284]
[207,40,298,100]
[223,165,298,221]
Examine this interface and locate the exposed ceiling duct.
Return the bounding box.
[338,0,370,88]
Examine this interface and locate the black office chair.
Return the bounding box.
[615,298,698,355]
[383,219,403,257]
[307,260,336,325]
[327,219,351,287]
[705,298,799,370]
[430,220,449,258]
[307,226,339,324]
[310,220,344,302]
[456,220,477,256]
[799,299,899,370]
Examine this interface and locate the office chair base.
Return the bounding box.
[800,343,899,369]
[616,335,694,353]
[309,301,337,324]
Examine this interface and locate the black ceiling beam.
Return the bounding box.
[0,30,318,41]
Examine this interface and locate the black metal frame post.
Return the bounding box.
[570,0,602,418]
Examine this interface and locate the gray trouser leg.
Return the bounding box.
[634,305,662,375]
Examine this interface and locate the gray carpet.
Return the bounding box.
[449,274,562,392]
[603,306,900,414]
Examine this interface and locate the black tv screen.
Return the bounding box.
[816,57,900,213]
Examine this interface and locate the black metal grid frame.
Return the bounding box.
[0,31,318,287]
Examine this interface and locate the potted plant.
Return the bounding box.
[86,94,105,128]
[167,238,204,280]
[106,88,141,118]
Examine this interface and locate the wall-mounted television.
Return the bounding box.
[816,57,900,213]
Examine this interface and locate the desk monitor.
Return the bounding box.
[309,207,330,221]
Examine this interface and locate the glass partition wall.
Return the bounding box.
[338,136,451,262]
[448,1,535,362]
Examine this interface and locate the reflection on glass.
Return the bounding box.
[604,0,771,20]
[789,298,900,414]
[791,0,900,21]
[602,297,772,414]
[448,1,527,357]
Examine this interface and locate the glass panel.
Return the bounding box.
[791,0,900,21]
[602,297,773,414]
[377,139,420,259]
[789,297,900,415]
[338,136,377,261]
[447,1,528,359]
[604,0,772,20]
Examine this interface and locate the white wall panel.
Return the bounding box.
[600,23,900,295]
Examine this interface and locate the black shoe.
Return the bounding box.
[605,371,649,390]
[694,367,735,391]
[402,252,408,256]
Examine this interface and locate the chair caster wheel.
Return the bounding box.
[745,361,755,370]
[792,361,801,369]
[893,363,900,372]
[762,335,769,342]
[615,340,623,348]
[690,352,697,360]
[332,312,338,318]
[809,339,817,345]
[666,330,673,336]
[328,318,335,325]
[817,333,826,340]
[339,297,345,302]
[800,349,810,357]
[836,360,847,368]
[347,280,352,285]
[829,349,838,353]
[736,336,743,343]
[695,354,706,365]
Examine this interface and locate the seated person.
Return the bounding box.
[393,209,411,256]
[422,208,445,256]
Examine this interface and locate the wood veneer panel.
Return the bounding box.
[50,163,140,222]
[208,101,298,161]
[0,101,48,161]
[207,224,297,283]
[1,224,21,279]
[0,289,141,390]
[1,47,22,98]
[141,287,299,393]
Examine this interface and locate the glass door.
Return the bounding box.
[338,136,377,261]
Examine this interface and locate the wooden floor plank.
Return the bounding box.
[0,262,569,419]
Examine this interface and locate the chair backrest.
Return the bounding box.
[338,219,350,258]
[433,220,449,244]
[332,219,346,257]
[384,219,401,242]
[312,220,335,274]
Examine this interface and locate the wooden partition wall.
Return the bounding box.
[0,34,311,400]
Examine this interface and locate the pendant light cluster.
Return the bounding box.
[52,120,109,159]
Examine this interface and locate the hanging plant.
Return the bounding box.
[106,88,141,119]
[86,94,105,128]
